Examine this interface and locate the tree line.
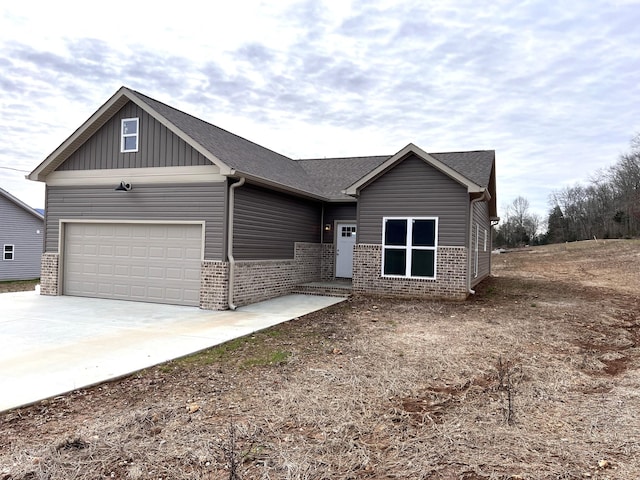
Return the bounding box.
[495,134,640,248]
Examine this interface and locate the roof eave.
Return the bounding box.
[0,188,44,220]
[227,171,329,202]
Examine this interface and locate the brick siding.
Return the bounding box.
[353,244,468,300]
[321,243,335,281]
[231,242,321,307]
[39,253,59,296]
[199,260,229,310]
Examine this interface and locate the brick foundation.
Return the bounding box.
[353,244,468,300]
[40,253,59,296]
[231,242,321,308]
[321,243,335,281]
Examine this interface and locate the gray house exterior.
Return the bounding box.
[0,188,44,281]
[28,87,497,309]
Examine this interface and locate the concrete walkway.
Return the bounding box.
[0,291,346,412]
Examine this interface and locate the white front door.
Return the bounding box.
[335,223,356,278]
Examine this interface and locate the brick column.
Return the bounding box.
[40,253,59,296]
[199,260,229,310]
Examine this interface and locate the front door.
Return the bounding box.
[335,223,356,278]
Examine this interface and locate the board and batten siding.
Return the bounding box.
[233,184,321,260]
[357,154,469,246]
[45,183,226,260]
[472,200,492,285]
[0,198,43,280]
[323,202,357,244]
[57,102,210,171]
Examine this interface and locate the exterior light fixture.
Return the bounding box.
[115,181,132,192]
[324,224,331,231]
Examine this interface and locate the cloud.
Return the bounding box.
[1,0,639,216]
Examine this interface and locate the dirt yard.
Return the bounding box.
[1,240,639,479]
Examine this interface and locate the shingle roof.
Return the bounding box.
[29,87,495,204]
[294,156,390,200]
[431,151,495,188]
[130,90,323,197]
[130,91,495,199]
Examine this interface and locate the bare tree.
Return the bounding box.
[495,196,541,247]
[547,133,640,242]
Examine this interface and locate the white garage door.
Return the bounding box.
[63,223,202,306]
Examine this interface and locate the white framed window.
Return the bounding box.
[121,118,139,152]
[382,217,438,279]
[484,229,488,252]
[3,244,14,261]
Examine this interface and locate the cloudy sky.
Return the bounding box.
[1,0,638,221]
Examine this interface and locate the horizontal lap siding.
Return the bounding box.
[0,199,43,280]
[472,201,491,284]
[57,102,210,170]
[45,183,225,260]
[323,203,357,243]
[234,184,321,260]
[357,154,469,246]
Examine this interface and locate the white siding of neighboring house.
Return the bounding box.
[0,196,44,281]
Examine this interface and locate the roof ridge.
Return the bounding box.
[295,155,391,162]
[432,149,495,155]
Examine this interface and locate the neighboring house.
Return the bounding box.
[27,87,497,309]
[0,187,44,281]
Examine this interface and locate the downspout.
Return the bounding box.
[227,177,245,310]
[467,191,489,295]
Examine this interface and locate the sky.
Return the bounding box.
[1,0,639,222]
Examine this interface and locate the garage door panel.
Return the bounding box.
[148,247,165,259]
[64,223,202,306]
[80,244,97,255]
[185,267,201,281]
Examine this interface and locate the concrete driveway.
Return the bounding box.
[0,291,346,412]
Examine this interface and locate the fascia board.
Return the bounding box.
[229,171,329,202]
[28,87,233,182]
[344,143,484,196]
[28,87,131,182]
[0,188,44,220]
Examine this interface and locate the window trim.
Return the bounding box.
[381,216,438,280]
[3,244,14,261]
[121,117,139,153]
[483,228,488,252]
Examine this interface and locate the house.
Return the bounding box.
[27,87,497,309]
[0,187,44,281]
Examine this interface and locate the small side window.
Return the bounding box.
[484,229,488,252]
[121,118,139,152]
[3,244,14,261]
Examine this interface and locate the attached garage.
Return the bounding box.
[62,222,203,306]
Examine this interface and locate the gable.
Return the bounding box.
[357,153,469,246]
[344,144,486,197]
[56,102,211,171]
[0,189,44,223]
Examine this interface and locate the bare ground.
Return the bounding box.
[1,239,639,479]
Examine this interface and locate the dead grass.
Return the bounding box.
[0,279,39,293]
[1,239,639,479]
